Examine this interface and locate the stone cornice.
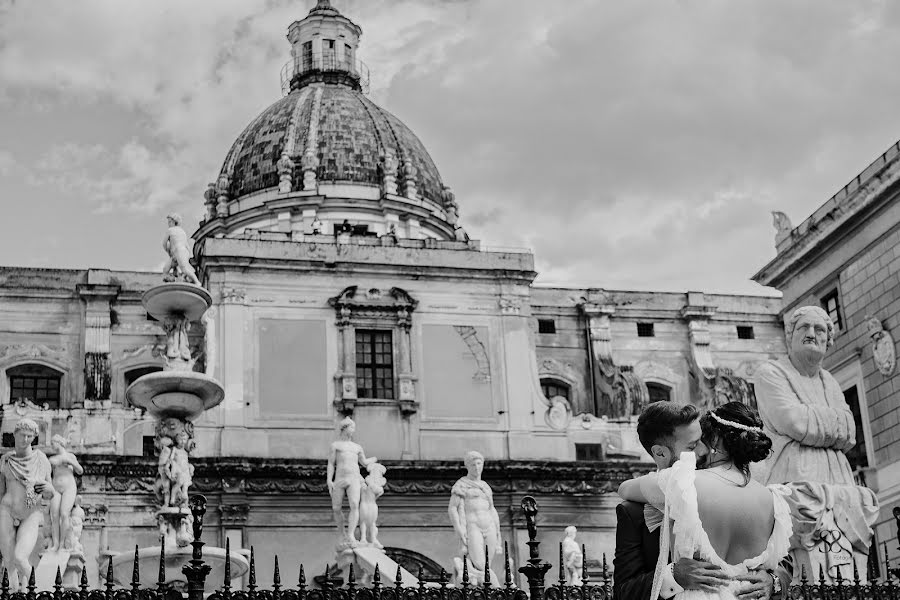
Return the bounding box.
[754,141,900,288]
[84,456,648,496]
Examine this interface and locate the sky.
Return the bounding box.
[2,0,900,295]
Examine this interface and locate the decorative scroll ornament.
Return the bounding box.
[866,316,896,376]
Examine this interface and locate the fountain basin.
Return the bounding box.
[102,545,250,592]
[126,371,224,420]
[143,282,212,322]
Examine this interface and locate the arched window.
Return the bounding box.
[382,548,445,583]
[7,364,62,409]
[540,378,570,401]
[124,366,163,388]
[646,382,672,404]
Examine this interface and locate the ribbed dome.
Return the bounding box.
[217,84,446,204]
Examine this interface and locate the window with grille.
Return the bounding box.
[323,39,336,68]
[355,330,394,399]
[575,443,604,461]
[821,289,843,332]
[646,382,672,404]
[736,325,755,340]
[7,364,61,409]
[537,319,556,334]
[540,379,570,400]
[637,322,655,337]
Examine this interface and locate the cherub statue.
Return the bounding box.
[358,462,387,548]
[67,496,85,553]
[157,432,194,508]
[163,213,201,285]
[48,434,84,551]
[562,526,583,585]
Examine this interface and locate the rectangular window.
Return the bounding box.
[143,436,157,458]
[637,322,655,337]
[843,385,868,470]
[736,325,755,340]
[9,374,60,409]
[301,41,313,71]
[537,319,556,334]
[575,443,605,461]
[323,39,336,68]
[355,329,394,400]
[821,289,843,332]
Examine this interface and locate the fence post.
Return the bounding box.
[517,496,551,600]
[183,495,212,600]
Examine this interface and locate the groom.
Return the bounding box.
[613,402,788,600]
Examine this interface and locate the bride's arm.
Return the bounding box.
[618,472,664,507]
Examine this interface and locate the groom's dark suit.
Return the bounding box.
[613,500,661,600]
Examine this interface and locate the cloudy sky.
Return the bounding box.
[1,0,899,295]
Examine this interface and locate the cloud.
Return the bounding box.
[0,150,15,176]
[2,0,900,293]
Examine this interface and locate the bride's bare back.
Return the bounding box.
[694,472,775,565]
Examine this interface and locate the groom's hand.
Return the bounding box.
[673,556,730,592]
[735,571,773,600]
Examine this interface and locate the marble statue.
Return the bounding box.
[327,417,376,547]
[311,217,323,235]
[163,316,192,364]
[754,305,879,582]
[772,211,793,245]
[448,451,502,585]
[358,461,386,548]
[67,496,85,553]
[562,526,583,585]
[157,431,193,508]
[163,213,201,285]
[47,435,83,552]
[0,419,54,590]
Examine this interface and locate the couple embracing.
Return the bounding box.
[613,400,793,600]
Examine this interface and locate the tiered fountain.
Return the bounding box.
[101,214,250,591]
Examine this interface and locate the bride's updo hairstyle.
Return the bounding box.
[700,401,772,482]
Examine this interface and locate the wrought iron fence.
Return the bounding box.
[2,495,900,600]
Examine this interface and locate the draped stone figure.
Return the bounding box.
[754,306,878,583]
[0,419,54,590]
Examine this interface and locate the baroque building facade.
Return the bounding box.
[0,0,785,588]
[753,139,900,572]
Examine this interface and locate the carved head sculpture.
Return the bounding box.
[565,525,577,539]
[166,212,182,227]
[339,416,356,437]
[14,418,39,452]
[786,305,834,361]
[50,434,68,453]
[464,450,485,479]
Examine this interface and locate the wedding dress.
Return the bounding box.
[649,452,793,600]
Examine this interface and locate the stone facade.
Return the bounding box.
[753,138,900,571]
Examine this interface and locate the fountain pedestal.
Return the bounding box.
[100,280,248,590]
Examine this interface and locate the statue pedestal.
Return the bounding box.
[35,549,85,591]
[335,546,419,587]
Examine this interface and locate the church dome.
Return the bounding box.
[198,0,462,242]
[219,86,445,204]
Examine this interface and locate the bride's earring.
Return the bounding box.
[709,448,719,455]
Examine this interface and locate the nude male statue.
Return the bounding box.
[0,419,54,590]
[448,451,502,585]
[327,417,376,546]
[163,213,201,285]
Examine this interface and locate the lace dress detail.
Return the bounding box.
[649,452,793,600]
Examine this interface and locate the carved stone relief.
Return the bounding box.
[866,316,896,376]
[454,326,491,383]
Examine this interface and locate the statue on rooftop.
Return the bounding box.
[0,419,54,590]
[771,211,793,246]
[163,213,201,285]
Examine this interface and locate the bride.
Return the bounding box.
[618,402,792,600]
